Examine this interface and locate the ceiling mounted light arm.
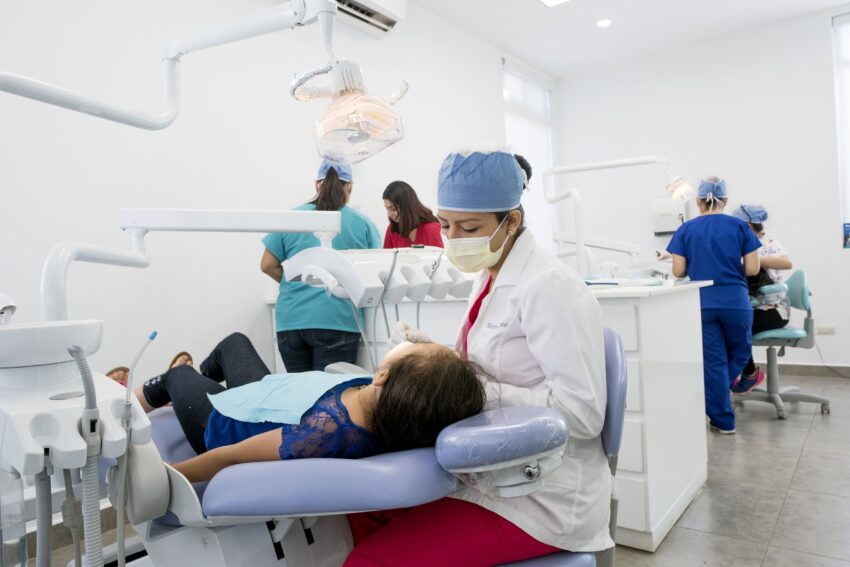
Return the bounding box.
[0,0,337,130]
[543,155,687,276]
[543,155,669,204]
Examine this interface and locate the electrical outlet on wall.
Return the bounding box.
[817,325,836,335]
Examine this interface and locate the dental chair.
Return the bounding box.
[124,403,570,566]
[124,327,626,567]
[742,270,830,419]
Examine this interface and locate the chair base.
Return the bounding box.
[736,345,830,420]
[740,388,830,420]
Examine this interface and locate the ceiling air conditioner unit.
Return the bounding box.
[335,0,404,38]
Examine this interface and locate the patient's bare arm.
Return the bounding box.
[172,428,283,483]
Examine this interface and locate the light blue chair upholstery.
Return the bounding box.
[742,270,829,418]
[500,327,628,567]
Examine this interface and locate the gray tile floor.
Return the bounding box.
[616,374,850,567]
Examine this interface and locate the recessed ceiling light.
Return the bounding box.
[538,0,571,7]
[596,18,613,29]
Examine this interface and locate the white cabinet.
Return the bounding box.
[593,282,709,551]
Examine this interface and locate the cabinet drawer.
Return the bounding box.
[625,358,642,412]
[617,477,649,531]
[618,418,645,473]
[599,302,639,352]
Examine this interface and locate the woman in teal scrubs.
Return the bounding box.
[261,160,381,372]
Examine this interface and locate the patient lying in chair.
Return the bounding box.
[134,333,485,483]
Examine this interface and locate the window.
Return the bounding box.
[503,60,555,250]
[833,15,850,247]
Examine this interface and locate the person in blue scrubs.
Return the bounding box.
[261,160,381,372]
[667,177,761,434]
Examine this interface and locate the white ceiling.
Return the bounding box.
[414,0,850,77]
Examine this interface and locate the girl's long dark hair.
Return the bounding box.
[310,166,349,211]
[370,348,486,453]
[382,181,438,238]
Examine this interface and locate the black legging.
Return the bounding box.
[142,332,270,454]
[743,309,788,376]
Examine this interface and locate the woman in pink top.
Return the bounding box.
[382,181,443,248]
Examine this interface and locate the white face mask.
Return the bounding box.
[444,216,510,273]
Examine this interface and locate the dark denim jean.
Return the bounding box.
[141,332,269,454]
[276,329,361,373]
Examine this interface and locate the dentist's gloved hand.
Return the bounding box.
[388,321,433,348]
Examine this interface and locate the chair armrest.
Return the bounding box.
[435,407,568,498]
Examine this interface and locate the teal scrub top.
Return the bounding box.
[263,203,381,333]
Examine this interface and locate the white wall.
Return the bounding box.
[0,0,505,377]
[553,5,850,366]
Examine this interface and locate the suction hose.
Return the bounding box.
[34,467,52,567]
[81,454,102,567]
[61,468,83,567]
[68,346,103,567]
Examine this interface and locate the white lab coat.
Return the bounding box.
[452,231,613,552]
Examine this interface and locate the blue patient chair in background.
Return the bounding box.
[742,270,830,419]
[502,327,628,567]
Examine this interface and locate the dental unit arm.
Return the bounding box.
[0,0,406,163]
[40,208,340,321]
[543,155,678,276]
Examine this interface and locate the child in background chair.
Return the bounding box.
[667,177,761,434]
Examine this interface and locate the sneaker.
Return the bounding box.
[731,368,766,396]
[709,424,736,435]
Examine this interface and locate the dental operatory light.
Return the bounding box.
[292,58,407,164]
[0,0,406,165]
[667,176,695,202]
[596,19,613,29]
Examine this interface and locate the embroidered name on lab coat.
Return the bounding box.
[487,321,509,329]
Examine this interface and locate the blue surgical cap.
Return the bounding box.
[698,178,727,199]
[732,204,768,224]
[317,159,352,183]
[437,151,524,212]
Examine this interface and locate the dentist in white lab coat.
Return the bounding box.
[344,150,611,566]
